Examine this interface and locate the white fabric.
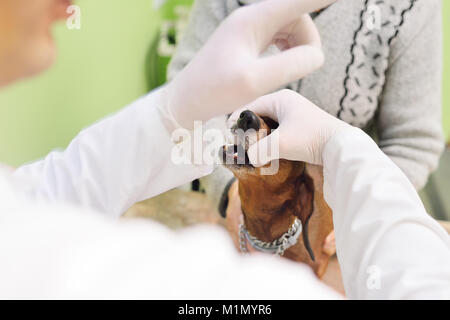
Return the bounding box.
[323,127,450,299]
[14,88,213,217]
[0,87,448,299]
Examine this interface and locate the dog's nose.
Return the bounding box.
[237,110,261,131]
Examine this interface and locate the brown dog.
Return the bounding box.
[221,110,334,277]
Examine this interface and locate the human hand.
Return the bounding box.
[166,0,337,129]
[231,89,350,166]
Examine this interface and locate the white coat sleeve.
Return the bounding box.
[13,87,213,217]
[322,127,450,299]
[0,198,341,299]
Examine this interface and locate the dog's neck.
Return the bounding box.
[237,162,305,242]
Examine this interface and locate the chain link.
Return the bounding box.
[239,223,249,254]
[239,217,301,256]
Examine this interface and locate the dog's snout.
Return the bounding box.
[237,110,260,132]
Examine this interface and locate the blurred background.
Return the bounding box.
[0,0,448,219]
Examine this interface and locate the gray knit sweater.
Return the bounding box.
[168,0,444,209]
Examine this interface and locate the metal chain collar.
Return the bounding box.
[239,217,302,256]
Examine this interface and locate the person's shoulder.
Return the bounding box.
[384,0,441,31]
[378,0,441,51]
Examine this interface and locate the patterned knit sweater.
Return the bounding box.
[168,0,444,210]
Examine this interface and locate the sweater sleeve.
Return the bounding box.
[376,0,444,190]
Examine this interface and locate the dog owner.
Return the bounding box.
[0,0,449,299]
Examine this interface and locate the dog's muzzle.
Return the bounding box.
[220,110,261,168]
[220,144,252,167]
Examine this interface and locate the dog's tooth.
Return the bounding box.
[224,144,235,153]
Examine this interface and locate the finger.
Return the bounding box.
[254,45,324,94]
[243,92,282,121]
[243,0,336,45]
[247,128,281,167]
[322,231,336,256]
[228,91,283,126]
[275,14,321,49]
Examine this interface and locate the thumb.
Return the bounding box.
[247,129,282,167]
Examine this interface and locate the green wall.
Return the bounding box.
[0,1,449,167]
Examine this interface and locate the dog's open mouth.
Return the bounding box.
[220,144,254,169]
[219,110,269,170]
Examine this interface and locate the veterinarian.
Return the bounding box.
[0,0,449,300]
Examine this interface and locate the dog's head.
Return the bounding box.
[219,110,298,180]
[220,110,317,261]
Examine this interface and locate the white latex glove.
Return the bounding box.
[166,0,337,129]
[232,89,350,166]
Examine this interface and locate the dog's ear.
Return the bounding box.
[293,170,316,262]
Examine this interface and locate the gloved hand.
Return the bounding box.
[166,0,337,129]
[232,89,350,166]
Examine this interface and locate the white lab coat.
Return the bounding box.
[0,88,449,299]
